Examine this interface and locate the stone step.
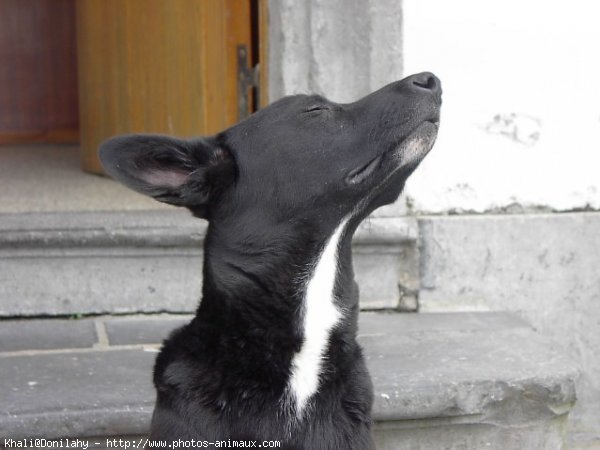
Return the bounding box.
[0,312,578,449]
[0,211,419,316]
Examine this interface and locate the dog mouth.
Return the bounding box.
[345,119,439,185]
[346,154,383,185]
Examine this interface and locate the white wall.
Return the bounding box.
[403,0,600,213]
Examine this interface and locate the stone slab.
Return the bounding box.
[0,212,418,315]
[374,417,568,450]
[0,210,206,249]
[0,145,171,214]
[105,317,191,346]
[363,321,577,423]
[0,249,204,316]
[0,312,578,443]
[359,310,530,335]
[0,211,415,248]
[0,319,97,352]
[418,213,600,440]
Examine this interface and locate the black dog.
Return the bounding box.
[99,72,441,449]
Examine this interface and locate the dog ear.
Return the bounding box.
[99,134,236,217]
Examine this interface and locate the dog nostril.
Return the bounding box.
[412,75,438,91]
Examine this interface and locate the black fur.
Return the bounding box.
[99,72,442,449]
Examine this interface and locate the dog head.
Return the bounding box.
[99,72,441,227]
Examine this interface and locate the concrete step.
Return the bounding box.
[0,312,578,449]
[0,210,419,316]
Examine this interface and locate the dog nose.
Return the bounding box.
[407,72,442,96]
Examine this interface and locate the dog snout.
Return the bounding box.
[407,72,442,97]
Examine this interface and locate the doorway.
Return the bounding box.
[0,0,267,177]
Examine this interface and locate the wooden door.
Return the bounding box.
[77,0,265,174]
[0,0,79,143]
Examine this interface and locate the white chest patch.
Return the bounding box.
[287,219,348,417]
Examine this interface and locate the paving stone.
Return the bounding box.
[0,349,156,438]
[105,317,191,346]
[0,318,97,352]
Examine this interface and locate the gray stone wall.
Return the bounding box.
[268,0,403,103]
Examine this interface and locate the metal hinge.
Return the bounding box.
[237,44,260,121]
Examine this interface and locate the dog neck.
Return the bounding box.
[196,214,360,416]
[286,217,349,417]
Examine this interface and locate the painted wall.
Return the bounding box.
[269,0,600,213]
[403,0,600,213]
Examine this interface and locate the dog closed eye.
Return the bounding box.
[303,105,330,114]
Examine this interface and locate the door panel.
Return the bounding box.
[76,0,254,173]
[0,0,79,144]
